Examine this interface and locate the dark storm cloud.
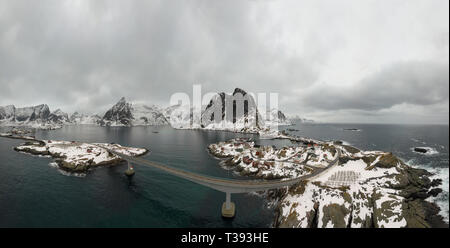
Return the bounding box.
[302,61,449,111]
[0,0,324,111]
[0,0,448,123]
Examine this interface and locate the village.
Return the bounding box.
[207,137,340,179]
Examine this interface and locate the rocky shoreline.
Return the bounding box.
[11,138,148,173]
[208,136,447,228]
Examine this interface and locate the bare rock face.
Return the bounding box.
[276,110,287,123]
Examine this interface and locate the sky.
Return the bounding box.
[0,0,448,124]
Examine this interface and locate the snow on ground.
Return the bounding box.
[229,136,411,228]
[210,139,309,179]
[278,155,407,228]
[374,194,407,228]
[314,158,400,185]
[202,121,261,134]
[209,138,339,180]
[15,140,147,172]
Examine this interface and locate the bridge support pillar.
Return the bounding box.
[221,192,235,218]
[124,161,135,177]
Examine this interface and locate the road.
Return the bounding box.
[103,146,341,194]
[1,134,340,194]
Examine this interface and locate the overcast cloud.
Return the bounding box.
[0,0,448,124]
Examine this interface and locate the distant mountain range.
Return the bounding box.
[0,88,312,130]
[288,115,315,123]
[0,104,65,129]
[99,97,168,126]
[70,112,102,125]
[0,104,103,129]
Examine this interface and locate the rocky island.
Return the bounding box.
[208,136,447,228]
[208,138,337,179]
[413,147,439,155]
[12,139,148,173]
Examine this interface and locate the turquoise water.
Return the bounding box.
[0,123,448,227]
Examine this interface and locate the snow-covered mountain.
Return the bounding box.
[48,109,70,124]
[1,94,294,131]
[99,97,168,126]
[165,88,296,132]
[288,115,315,123]
[0,104,63,129]
[163,104,194,129]
[0,105,16,120]
[199,88,264,132]
[69,112,102,125]
[265,109,292,126]
[0,103,104,128]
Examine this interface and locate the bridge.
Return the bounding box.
[101,146,341,218]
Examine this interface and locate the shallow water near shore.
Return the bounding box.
[0,123,448,227]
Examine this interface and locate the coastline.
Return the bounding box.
[1,134,148,173]
[208,134,448,228]
[2,127,447,228]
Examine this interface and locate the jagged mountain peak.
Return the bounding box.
[113,97,130,107]
[100,98,168,127]
[69,111,101,125]
[0,103,63,129]
[232,88,248,96]
[201,88,264,130]
[51,108,65,114]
